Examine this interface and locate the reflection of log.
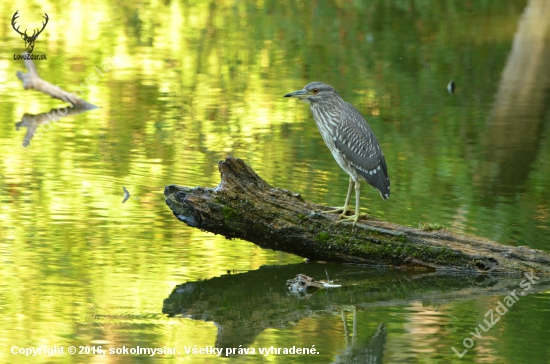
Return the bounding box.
[14,53,98,147]
[165,157,550,274]
[335,320,386,364]
[163,263,550,354]
[15,108,90,147]
[485,0,550,192]
[16,53,98,109]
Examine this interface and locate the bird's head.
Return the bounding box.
[284,82,338,104]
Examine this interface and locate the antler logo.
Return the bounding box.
[11,10,49,54]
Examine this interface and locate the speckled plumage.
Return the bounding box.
[284,82,390,224]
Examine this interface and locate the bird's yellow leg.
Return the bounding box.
[321,177,354,214]
[336,180,361,226]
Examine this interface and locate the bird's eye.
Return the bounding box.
[312,88,319,95]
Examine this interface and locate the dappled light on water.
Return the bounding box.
[1,0,550,363]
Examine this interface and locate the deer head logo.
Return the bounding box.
[11,11,49,54]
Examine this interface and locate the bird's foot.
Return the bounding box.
[321,206,354,214]
[335,212,369,226]
[335,213,360,226]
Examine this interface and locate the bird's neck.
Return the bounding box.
[310,95,344,109]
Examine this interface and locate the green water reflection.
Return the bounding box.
[1,0,550,363]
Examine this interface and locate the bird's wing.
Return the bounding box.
[334,103,390,199]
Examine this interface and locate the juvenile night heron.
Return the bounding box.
[284,82,390,225]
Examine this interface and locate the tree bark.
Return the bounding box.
[165,157,550,274]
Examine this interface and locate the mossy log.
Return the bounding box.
[165,157,550,274]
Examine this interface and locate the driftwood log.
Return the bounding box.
[14,53,98,147]
[165,157,550,274]
[16,53,97,109]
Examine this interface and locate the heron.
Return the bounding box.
[284,82,390,225]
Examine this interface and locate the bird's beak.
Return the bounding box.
[283,89,309,99]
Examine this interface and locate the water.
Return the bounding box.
[1,0,550,363]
